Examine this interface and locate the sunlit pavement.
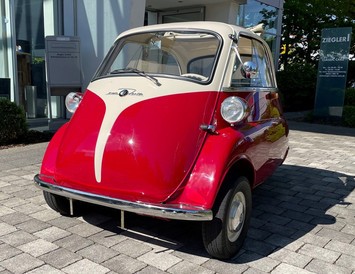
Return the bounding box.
[0,121,354,274]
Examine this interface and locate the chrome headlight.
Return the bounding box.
[221,96,248,124]
[65,92,83,113]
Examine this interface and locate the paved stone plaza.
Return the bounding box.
[0,121,354,273]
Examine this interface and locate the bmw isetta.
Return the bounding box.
[34,21,288,259]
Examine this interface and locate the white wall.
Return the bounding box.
[64,0,146,90]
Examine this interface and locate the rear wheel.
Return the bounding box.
[202,176,252,259]
[43,191,71,216]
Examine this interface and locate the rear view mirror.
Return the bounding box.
[241,61,257,79]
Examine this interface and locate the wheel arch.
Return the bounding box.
[218,157,255,202]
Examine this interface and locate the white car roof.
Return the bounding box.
[115,21,257,41]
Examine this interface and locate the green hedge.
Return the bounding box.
[342,106,355,128]
[344,88,355,106]
[277,63,317,112]
[342,88,355,127]
[0,99,28,145]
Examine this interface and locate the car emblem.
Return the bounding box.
[106,88,142,97]
[119,89,129,97]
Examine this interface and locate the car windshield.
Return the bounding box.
[94,30,221,83]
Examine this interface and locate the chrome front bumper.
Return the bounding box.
[34,174,213,221]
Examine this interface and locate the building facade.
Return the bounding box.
[0,0,283,122]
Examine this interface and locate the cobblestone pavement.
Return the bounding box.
[0,121,354,274]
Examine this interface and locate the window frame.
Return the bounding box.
[92,29,223,85]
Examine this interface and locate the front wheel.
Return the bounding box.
[43,191,72,216]
[202,176,252,259]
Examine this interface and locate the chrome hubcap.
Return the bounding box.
[227,191,246,242]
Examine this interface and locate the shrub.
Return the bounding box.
[22,130,53,144]
[344,88,355,106]
[0,99,28,145]
[347,61,355,87]
[277,63,317,112]
[342,106,355,128]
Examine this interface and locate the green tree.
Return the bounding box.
[280,0,355,68]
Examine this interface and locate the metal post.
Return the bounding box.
[69,198,74,216]
[120,210,125,229]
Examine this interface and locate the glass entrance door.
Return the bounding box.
[0,0,11,100]
[15,0,46,119]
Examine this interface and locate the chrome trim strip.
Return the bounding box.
[222,87,278,93]
[34,174,213,221]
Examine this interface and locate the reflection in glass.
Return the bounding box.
[237,0,280,65]
[237,0,278,35]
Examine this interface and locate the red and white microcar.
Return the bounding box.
[35,21,288,259]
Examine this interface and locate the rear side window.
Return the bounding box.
[231,36,275,88]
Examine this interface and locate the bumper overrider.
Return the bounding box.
[34,174,213,221]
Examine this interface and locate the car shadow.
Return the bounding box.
[80,164,355,262]
[288,120,355,137]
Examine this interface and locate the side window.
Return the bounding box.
[231,36,274,88]
[187,55,214,78]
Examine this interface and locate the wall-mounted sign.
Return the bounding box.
[314,27,352,117]
[45,36,81,87]
[45,36,82,126]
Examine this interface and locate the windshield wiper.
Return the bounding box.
[110,68,161,86]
